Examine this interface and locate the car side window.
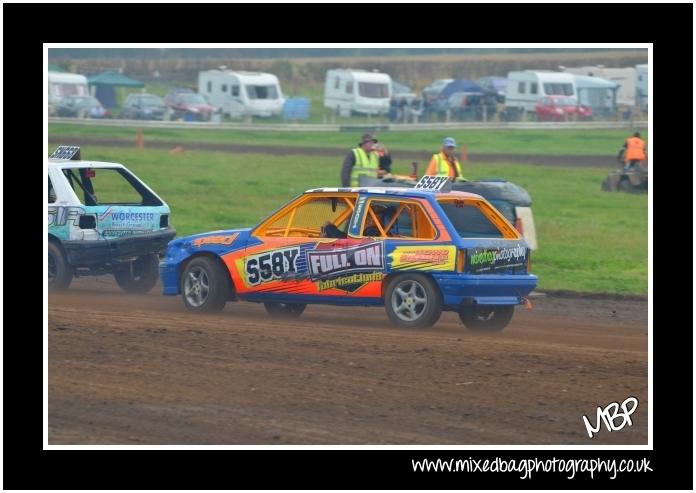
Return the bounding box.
[438,199,518,239]
[48,175,57,203]
[257,195,357,238]
[360,200,436,240]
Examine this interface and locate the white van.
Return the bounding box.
[635,64,648,111]
[324,69,391,117]
[48,72,89,115]
[505,71,576,118]
[562,66,637,107]
[198,70,285,118]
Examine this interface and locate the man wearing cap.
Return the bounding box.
[341,133,386,187]
[425,137,465,181]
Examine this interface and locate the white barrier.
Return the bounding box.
[48,117,648,132]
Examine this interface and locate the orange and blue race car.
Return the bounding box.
[160,176,537,330]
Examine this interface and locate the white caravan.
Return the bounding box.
[198,70,285,117]
[48,72,89,115]
[504,70,576,117]
[324,69,392,116]
[562,66,638,107]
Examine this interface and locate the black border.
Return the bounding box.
[5,2,693,490]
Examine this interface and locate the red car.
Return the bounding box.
[535,96,592,121]
[164,88,215,121]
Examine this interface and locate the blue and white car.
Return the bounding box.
[47,146,176,292]
[160,176,537,331]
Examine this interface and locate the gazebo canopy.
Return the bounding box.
[88,71,144,87]
[48,63,67,73]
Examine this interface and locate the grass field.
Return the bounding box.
[72,145,648,295]
[49,123,648,156]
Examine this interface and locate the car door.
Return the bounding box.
[238,193,361,302]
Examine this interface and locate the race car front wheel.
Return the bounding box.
[114,254,159,293]
[264,302,306,318]
[385,274,442,328]
[181,256,229,312]
[459,305,514,332]
[48,241,73,291]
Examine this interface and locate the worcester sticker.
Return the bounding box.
[244,246,301,286]
[306,241,384,280]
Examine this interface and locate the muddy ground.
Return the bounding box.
[48,277,648,445]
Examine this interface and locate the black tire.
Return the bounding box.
[48,241,73,291]
[264,302,306,318]
[618,178,638,194]
[180,256,229,312]
[384,274,442,328]
[114,253,159,293]
[459,305,514,332]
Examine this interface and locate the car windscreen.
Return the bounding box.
[438,200,504,238]
[245,85,279,99]
[180,93,207,104]
[69,96,98,106]
[358,82,390,98]
[62,168,162,206]
[139,96,164,106]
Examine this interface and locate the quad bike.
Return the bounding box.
[601,149,648,193]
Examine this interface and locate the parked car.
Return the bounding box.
[477,76,507,103]
[421,78,454,103]
[391,80,416,101]
[47,146,175,292]
[122,93,167,120]
[535,96,592,121]
[55,95,110,118]
[164,88,214,121]
[160,178,537,331]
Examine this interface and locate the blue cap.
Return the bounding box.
[443,137,457,148]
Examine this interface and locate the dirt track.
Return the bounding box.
[48,278,648,445]
[47,136,613,167]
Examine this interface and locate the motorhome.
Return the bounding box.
[198,70,285,118]
[562,66,637,107]
[48,72,89,115]
[504,71,576,119]
[324,69,392,116]
[635,64,648,111]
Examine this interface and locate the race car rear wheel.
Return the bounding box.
[114,253,160,293]
[385,274,442,328]
[181,256,229,312]
[48,241,73,291]
[264,302,306,318]
[459,305,514,332]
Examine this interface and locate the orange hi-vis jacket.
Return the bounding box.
[624,137,646,162]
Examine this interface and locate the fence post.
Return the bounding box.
[136,128,144,149]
